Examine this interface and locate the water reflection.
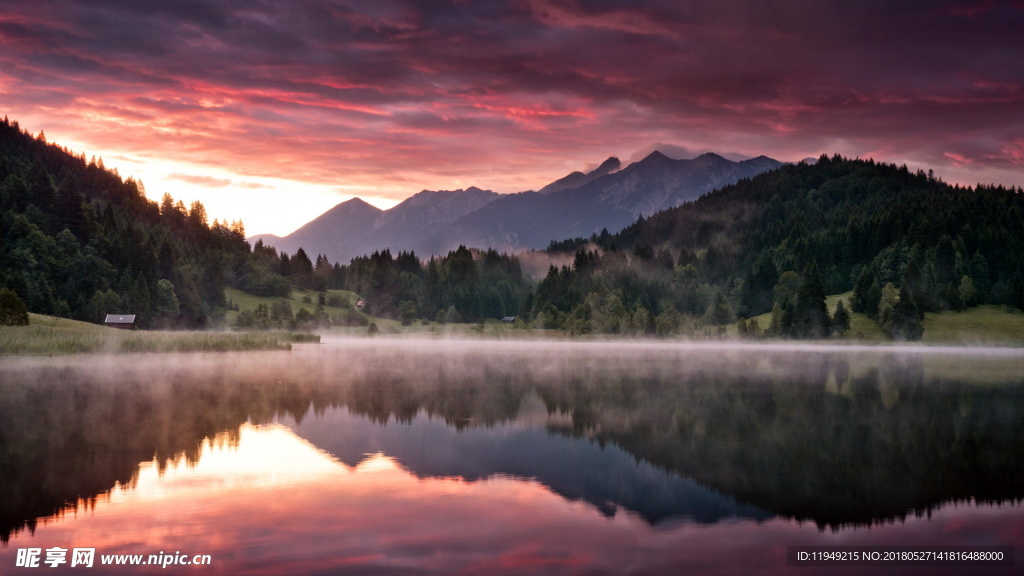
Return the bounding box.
[283,405,772,525]
[1,341,1023,573]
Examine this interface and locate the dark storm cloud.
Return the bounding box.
[1,0,1022,192]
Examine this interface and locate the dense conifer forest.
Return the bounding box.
[533,155,1024,338]
[0,117,263,328]
[248,240,530,324]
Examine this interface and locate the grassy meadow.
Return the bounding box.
[921,305,1024,345]
[736,291,1024,344]
[225,286,533,338]
[741,292,883,341]
[0,314,315,355]
[225,287,359,323]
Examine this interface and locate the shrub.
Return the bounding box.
[326,293,350,308]
[334,308,369,327]
[0,288,30,326]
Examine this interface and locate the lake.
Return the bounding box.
[1,339,1022,574]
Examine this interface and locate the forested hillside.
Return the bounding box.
[0,117,284,328]
[533,155,1024,338]
[249,240,529,324]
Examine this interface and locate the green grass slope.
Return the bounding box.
[225,287,361,323]
[922,305,1024,345]
[0,314,304,355]
[739,292,1021,344]
[226,287,542,338]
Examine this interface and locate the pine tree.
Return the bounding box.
[794,262,829,338]
[958,275,976,310]
[883,287,924,341]
[831,299,851,337]
[156,279,180,327]
[704,291,735,326]
[852,267,879,315]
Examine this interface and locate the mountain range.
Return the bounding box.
[250,151,783,262]
[250,186,498,262]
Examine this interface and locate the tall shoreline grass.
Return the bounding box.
[1,315,319,355]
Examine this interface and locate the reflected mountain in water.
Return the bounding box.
[2,342,1023,543]
[282,400,772,525]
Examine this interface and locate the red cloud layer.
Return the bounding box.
[1,0,1021,213]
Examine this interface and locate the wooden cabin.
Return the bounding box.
[104,314,136,330]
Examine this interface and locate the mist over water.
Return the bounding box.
[1,340,1022,574]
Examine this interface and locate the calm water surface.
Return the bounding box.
[1,339,1022,575]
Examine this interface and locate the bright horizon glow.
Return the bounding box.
[118,157,405,238]
[25,129,404,236]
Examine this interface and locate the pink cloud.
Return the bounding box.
[518,0,686,39]
[944,152,975,167]
[998,140,1024,166]
[168,173,233,188]
[0,0,1021,234]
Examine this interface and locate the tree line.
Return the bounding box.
[0,117,264,328]
[527,155,1024,339]
[247,240,530,325]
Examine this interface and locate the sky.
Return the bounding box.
[1,0,1022,236]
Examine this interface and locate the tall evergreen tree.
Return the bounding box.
[831,299,851,337]
[883,287,924,341]
[793,262,830,338]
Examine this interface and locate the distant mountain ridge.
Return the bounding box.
[538,156,622,194]
[251,187,499,260]
[250,151,783,262]
[420,152,783,255]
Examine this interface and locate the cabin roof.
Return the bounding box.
[104,314,136,324]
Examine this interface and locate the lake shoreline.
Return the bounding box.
[4,315,1023,356]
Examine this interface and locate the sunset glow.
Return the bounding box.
[1,1,1022,235]
[4,417,1022,576]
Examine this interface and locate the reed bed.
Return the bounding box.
[0,317,318,355]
